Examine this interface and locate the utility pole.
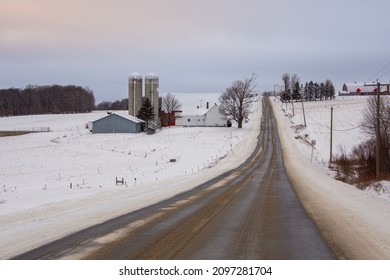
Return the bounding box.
[300,86,307,127]
[376,82,380,179]
[330,106,333,164]
[364,81,390,179]
[290,89,295,116]
[326,105,338,166]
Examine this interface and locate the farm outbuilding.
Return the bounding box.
[341,83,390,95]
[342,83,376,94]
[91,113,144,134]
[176,103,228,127]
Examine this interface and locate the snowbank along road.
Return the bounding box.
[272,97,390,259]
[14,98,335,260]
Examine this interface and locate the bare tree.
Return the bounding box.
[219,74,256,128]
[281,73,291,102]
[281,73,290,93]
[361,96,390,175]
[161,92,182,113]
[0,85,95,116]
[290,73,300,91]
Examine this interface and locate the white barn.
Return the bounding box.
[176,103,228,127]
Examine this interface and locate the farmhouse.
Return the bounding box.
[91,112,144,134]
[176,103,228,127]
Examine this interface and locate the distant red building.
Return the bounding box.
[342,83,390,95]
[161,111,181,127]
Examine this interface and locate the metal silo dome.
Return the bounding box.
[145,72,159,80]
[130,72,143,80]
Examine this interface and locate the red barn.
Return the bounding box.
[161,111,181,127]
[342,83,390,94]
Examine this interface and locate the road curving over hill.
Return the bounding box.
[14,98,335,260]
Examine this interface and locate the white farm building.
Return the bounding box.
[176,103,228,127]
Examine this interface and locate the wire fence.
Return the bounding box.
[12,127,51,132]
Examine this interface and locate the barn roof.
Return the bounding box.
[167,92,220,116]
[92,112,145,124]
[342,83,377,93]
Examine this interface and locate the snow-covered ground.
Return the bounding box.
[2,94,390,260]
[0,98,261,259]
[271,96,390,259]
[273,95,390,200]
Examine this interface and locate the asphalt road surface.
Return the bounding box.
[14,98,335,260]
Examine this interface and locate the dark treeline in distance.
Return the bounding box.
[0,85,95,117]
[95,98,128,110]
[281,80,336,102]
[280,73,336,102]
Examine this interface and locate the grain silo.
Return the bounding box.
[145,73,160,124]
[128,73,143,117]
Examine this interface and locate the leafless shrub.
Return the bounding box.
[332,145,356,184]
[334,96,390,187]
[361,96,390,175]
[292,124,305,133]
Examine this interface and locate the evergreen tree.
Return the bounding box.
[279,73,336,102]
[319,82,325,101]
[314,82,320,100]
[303,82,309,101]
[137,97,155,129]
[308,81,314,101]
[324,79,336,100]
[293,81,301,100]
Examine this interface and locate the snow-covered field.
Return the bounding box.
[0,99,261,259]
[271,96,390,259]
[2,95,390,260]
[274,96,390,200]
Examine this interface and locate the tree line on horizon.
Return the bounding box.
[95,98,128,110]
[280,73,335,102]
[0,85,95,117]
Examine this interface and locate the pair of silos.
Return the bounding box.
[128,73,159,124]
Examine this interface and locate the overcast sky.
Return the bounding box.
[1,0,390,102]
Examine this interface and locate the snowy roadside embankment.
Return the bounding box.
[271,97,390,259]
[0,100,262,259]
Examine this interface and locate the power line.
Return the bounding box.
[305,112,362,131]
[365,61,390,83]
[333,125,363,132]
[378,67,390,81]
[306,113,330,129]
[306,108,362,165]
